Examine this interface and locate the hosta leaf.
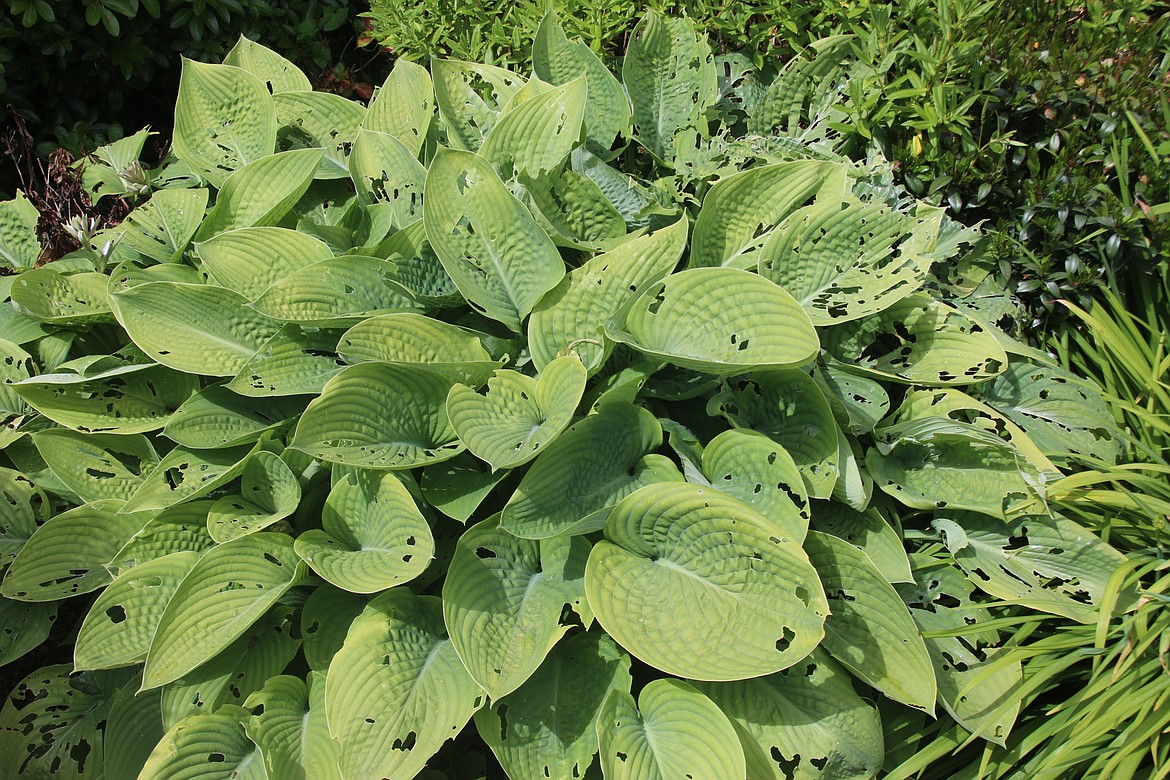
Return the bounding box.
[111,281,280,376]
[224,35,312,93]
[521,166,627,249]
[690,160,837,268]
[32,429,158,502]
[74,550,200,670]
[821,293,1008,386]
[480,76,586,178]
[196,148,325,239]
[447,356,586,470]
[0,191,41,271]
[832,427,872,511]
[933,511,1131,622]
[709,370,840,498]
[2,501,150,601]
[121,443,254,514]
[981,363,1123,462]
[274,91,365,178]
[501,402,683,539]
[292,363,462,468]
[139,705,267,780]
[424,148,565,332]
[532,12,630,158]
[586,482,828,680]
[0,665,133,778]
[294,469,433,593]
[244,673,342,780]
[164,385,304,449]
[475,631,632,779]
[337,312,501,386]
[377,220,464,307]
[197,226,332,301]
[114,188,209,264]
[11,269,113,325]
[207,450,302,542]
[528,217,687,372]
[109,501,217,571]
[443,516,590,699]
[107,260,205,293]
[0,598,55,666]
[803,530,936,712]
[226,325,346,397]
[571,147,676,231]
[622,11,717,161]
[607,268,820,375]
[301,585,367,672]
[0,337,34,416]
[326,589,485,780]
[814,361,890,436]
[597,679,745,780]
[695,652,885,780]
[758,198,926,325]
[867,418,1040,517]
[364,58,433,157]
[432,59,525,151]
[159,603,301,729]
[350,128,427,227]
[701,429,811,542]
[420,453,509,522]
[143,533,304,689]
[251,255,420,325]
[102,672,164,780]
[172,58,276,187]
[810,503,913,585]
[13,361,199,434]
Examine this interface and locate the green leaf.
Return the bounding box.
[301,585,367,672]
[758,197,927,325]
[447,355,586,470]
[607,268,820,375]
[121,443,254,514]
[164,385,304,449]
[586,482,828,680]
[597,679,745,780]
[0,191,42,271]
[109,500,217,571]
[443,516,590,699]
[420,453,509,522]
[143,532,304,689]
[695,652,885,780]
[74,550,200,670]
[325,589,485,780]
[274,91,365,178]
[102,672,164,780]
[803,530,936,712]
[475,631,632,779]
[224,34,312,94]
[207,450,302,542]
[11,269,113,325]
[813,361,890,436]
[375,220,463,307]
[225,325,347,397]
[364,58,433,157]
[480,76,586,178]
[251,255,420,326]
[350,128,427,227]
[933,511,1131,622]
[291,363,462,469]
[139,705,267,780]
[196,148,325,239]
[809,502,913,585]
[0,337,34,417]
[424,148,565,332]
[521,165,627,249]
[0,597,55,666]
[337,312,501,385]
[532,12,630,158]
[2,501,150,601]
[294,469,433,593]
[111,281,280,376]
[172,58,276,187]
[501,402,683,539]
[197,226,332,301]
[244,673,342,780]
[622,11,717,161]
[822,293,1008,386]
[701,429,810,543]
[32,429,158,502]
[114,188,209,264]
[432,59,525,152]
[690,160,837,268]
[528,217,687,372]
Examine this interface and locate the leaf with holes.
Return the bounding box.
[112,188,209,265]
[224,35,312,94]
[813,361,890,436]
[443,516,590,699]
[11,269,113,325]
[301,585,367,672]
[431,59,525,152]
[810,502,913,584]
[142,533,304,689]
[121,443,255,514]
[34,429,156,504]
[447,355,586,471]
[244,673,342,780]
[701,429,810,543]
[294,469,433,593]
[326,589,485,780]
[597,678,745,780]
[586,482,827,680]
[251,255,420,325]
[139,705,267,780]
[0,338,34,417]
[164,385,305,449]
[521,165,627,250]
[226,325,347,397]
[364,58,433,157]
[273,92,365,179]
[0,597,55,666]
[480,76,586,178]
[350,129,427,229]
[607,268,820,375]
[197,227,333,301]
[0,191,41,271]
[337,313,501,386]
[207,451,302,542]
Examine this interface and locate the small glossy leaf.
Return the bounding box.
[207,450,302,542]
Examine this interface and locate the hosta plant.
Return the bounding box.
[0,14,1134,779]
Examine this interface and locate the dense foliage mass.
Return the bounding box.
[0,13,1155,779]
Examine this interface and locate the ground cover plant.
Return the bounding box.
[0,13,1142,778]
